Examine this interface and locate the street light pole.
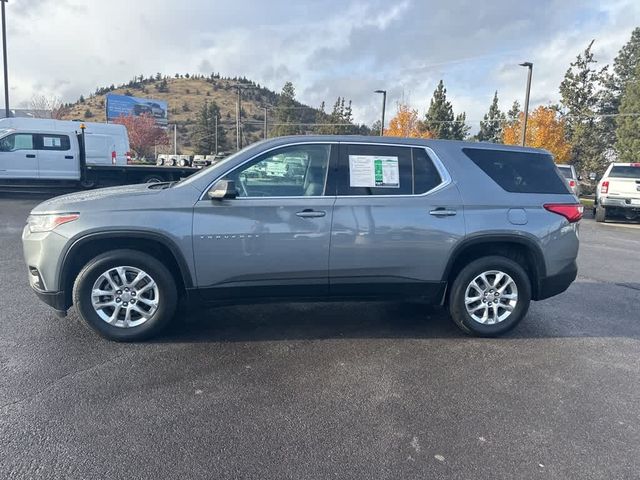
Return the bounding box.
[1,0,9,118]
[235,86,241,151]
[374,89,386,136]
[519,62,533,146]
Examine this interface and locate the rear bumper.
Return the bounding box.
[600,196,640,210]
[534,260,577,300]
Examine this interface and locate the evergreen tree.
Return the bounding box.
[615,64,640,162]
[451,112,470,140]
[507,100,521,123]
[476,91,506,143]
[192,100,227,154]
[559,40,609,175]
[273,81,299,136]
[422,80,468,139]
[423,80,454,138]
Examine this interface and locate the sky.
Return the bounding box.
[6,0,640,130]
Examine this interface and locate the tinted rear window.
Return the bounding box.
[609,166,640,179]
[462,148,569,194]
[557,166,573,179]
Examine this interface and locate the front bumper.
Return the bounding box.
[535,260,577,300]
[32,287,67,314]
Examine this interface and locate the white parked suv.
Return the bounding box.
[595,163,640,222]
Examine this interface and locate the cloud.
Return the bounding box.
[4,0,639,131]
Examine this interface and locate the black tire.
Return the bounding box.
[72,249,178,341]
[142,174,165,183]
[178,158,190,167]
[449,256,531,337]
[156,157,164,166]
[595,205,606,222]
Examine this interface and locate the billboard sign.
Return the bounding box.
[106,94,168,125]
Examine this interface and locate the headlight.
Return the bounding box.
[27,213,80,233]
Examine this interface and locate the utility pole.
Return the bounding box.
[374,89,386,136]
[1,0,9,118]
[519,62,533,146]
[214,115,218,155]
[263,106,268,140]
[173,124,177,155]
[235,86,241,151]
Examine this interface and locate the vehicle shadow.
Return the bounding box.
[153,280,640,344]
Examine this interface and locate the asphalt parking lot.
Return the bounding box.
[1,194,639,480]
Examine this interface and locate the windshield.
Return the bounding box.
[557,166,573,179]
[609,166,640,179]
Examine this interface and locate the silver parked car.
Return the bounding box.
[556,164,581,197]
[22,136,582,341]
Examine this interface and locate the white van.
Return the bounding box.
[0,118,130,168]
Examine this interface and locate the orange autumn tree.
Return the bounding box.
[502,106,571,163]
[386,103,434,138]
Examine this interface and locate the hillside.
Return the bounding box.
[59,74,323,155]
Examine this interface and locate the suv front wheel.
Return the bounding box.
[449,256,531,337]
[72,249,178,341]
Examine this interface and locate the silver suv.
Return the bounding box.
[22,136,582,341]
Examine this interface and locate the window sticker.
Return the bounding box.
[43,136,62,147]
[349,155,399,188]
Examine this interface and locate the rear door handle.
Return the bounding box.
[65,155,74,159]
[296,209,326,218]
[26,154,36,158]
[429,208,457,217]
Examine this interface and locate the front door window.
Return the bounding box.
[225,144,330,197]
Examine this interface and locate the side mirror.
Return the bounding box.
[577,175,582,181]
[208,179,238,200]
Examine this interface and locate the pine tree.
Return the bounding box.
[507,100,521,123]
[476,91,506,143]
[559,40,609,175]
[192,100,227,154]
[422,80,468,139]
[273,81,299,136]
[423,80,454,138]
[451,112,470,140]
[615,64,640,162]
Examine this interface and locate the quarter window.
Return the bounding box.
[413,148,442,194]
[225,144,331,197]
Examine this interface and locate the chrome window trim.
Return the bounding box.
[199,140,452,201]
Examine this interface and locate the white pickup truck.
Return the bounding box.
[595,162,640,222]
[0,117,197,190]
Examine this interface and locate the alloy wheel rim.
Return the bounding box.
[90,266,159,328]
[464,270,518,325]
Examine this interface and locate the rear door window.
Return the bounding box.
[463,148,569,194]
[37,134,71,151]
[334,144,413,196]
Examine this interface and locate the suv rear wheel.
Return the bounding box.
[449,256,531,337]
[72,249,178,341]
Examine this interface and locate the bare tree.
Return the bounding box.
[29,94,64,119]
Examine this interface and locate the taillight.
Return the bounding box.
[601,181,609,194]
[126,151,132,165]
[544,203,583,223]
[569,180,575,187]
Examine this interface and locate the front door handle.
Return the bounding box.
[26,154,36,158]
[429,208,457,217]
[65,155,74,159]
[296,209,326,218]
